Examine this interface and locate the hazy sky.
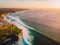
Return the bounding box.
[0,0,60,9]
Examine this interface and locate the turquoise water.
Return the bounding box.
[3,11,60,45]
[20,18,60,45]
[22,26,60,45]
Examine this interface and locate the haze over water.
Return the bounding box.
[14,9,60,43]
[0,0,60,44]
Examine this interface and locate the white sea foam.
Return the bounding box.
[4,10,60,43]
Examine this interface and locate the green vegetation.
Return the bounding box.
[0,24,21,41]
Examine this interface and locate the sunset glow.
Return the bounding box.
[0,0,60,9]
